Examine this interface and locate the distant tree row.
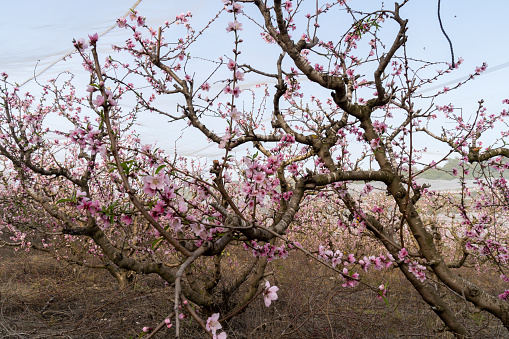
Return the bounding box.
[417,157,509,180]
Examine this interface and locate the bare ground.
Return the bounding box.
[1,247,508,338]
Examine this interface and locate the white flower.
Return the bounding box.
[206,313,222,334]
[263,281,279,307]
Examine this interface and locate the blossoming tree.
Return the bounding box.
[1,0,509,337]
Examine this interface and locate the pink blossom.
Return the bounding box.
[263,281,279,307]
[408,262,427,282]
[230,107,241,121]
[253,171,266,184]
[370,138,381,150]
[342,268,360,287]
[377,284,387,300]
[499,290,509,301]
[314,63,324,72]
[206,313,222,334]
[92,95,105,107]
[227,59,236,71]
[164,318,172,328]
[373,120,388,133]
[104,89,117,106]
[76,197,99,214]
[213,332,227,339]
[398,248,409,262]
[201,82,211,91]
[121,215,132,225]
[232,86,241,98]
[232,2,244,13]
[117,17,127,28]
[75,38,88,52]
[142,326,153,333]
[282,191,293,200]
[144,173,166,191]
[137,15,146,26]
[88,33,99,45]
[226,20,243,32]
[235,70,244,81]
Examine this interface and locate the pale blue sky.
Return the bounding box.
[1,0,507,160]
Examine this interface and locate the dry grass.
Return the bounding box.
[1,247,508,338]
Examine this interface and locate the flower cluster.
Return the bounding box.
[399,248,427,282]
[68,126,106,157]
[243,240,289,261]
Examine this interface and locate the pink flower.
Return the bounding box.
[88,33,99,45]
[142,326,153,333]
[164,318,172,328]
[499,290,509,300]
[104,89,117,106]
[93,95,105,107]
[377,284,387,300]
[341,268,360,287]
[253,171,266,184]
[76,197,99,214]
[263,281,279,307]
[206,313,222,334]
[117,17,127,28]
[370,138,381,150]
[235,70,244,81]
[86,85,97,93]
[214,332,227,339]
[314,63,323,72]
[232,86,241,98]
[232,2,243,13]
[398,248,409,262]
[230,107,241,121]
[223,86,232,94]
[137,15,146,26]
[226,20,243,32]
[144,173,166,190]
[121,215,132,225]
[201,82,211,91]
[227,59,236,71]
[75,38,88,52]
[408,262,427,282]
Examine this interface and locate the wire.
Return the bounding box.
[437,0,455,68]
[19,0,143,88]
[416,61,509,94]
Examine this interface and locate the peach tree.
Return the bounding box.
[1,0,509,337]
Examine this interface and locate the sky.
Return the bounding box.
[1,0,508,162]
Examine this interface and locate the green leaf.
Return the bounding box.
[155,164,166,174]
[382,295,390,308]
[56,198,74,204]
[151,237,163,249]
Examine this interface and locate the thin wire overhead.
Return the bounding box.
[19,0,143,88]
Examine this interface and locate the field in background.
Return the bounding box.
[1,246,508,338]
